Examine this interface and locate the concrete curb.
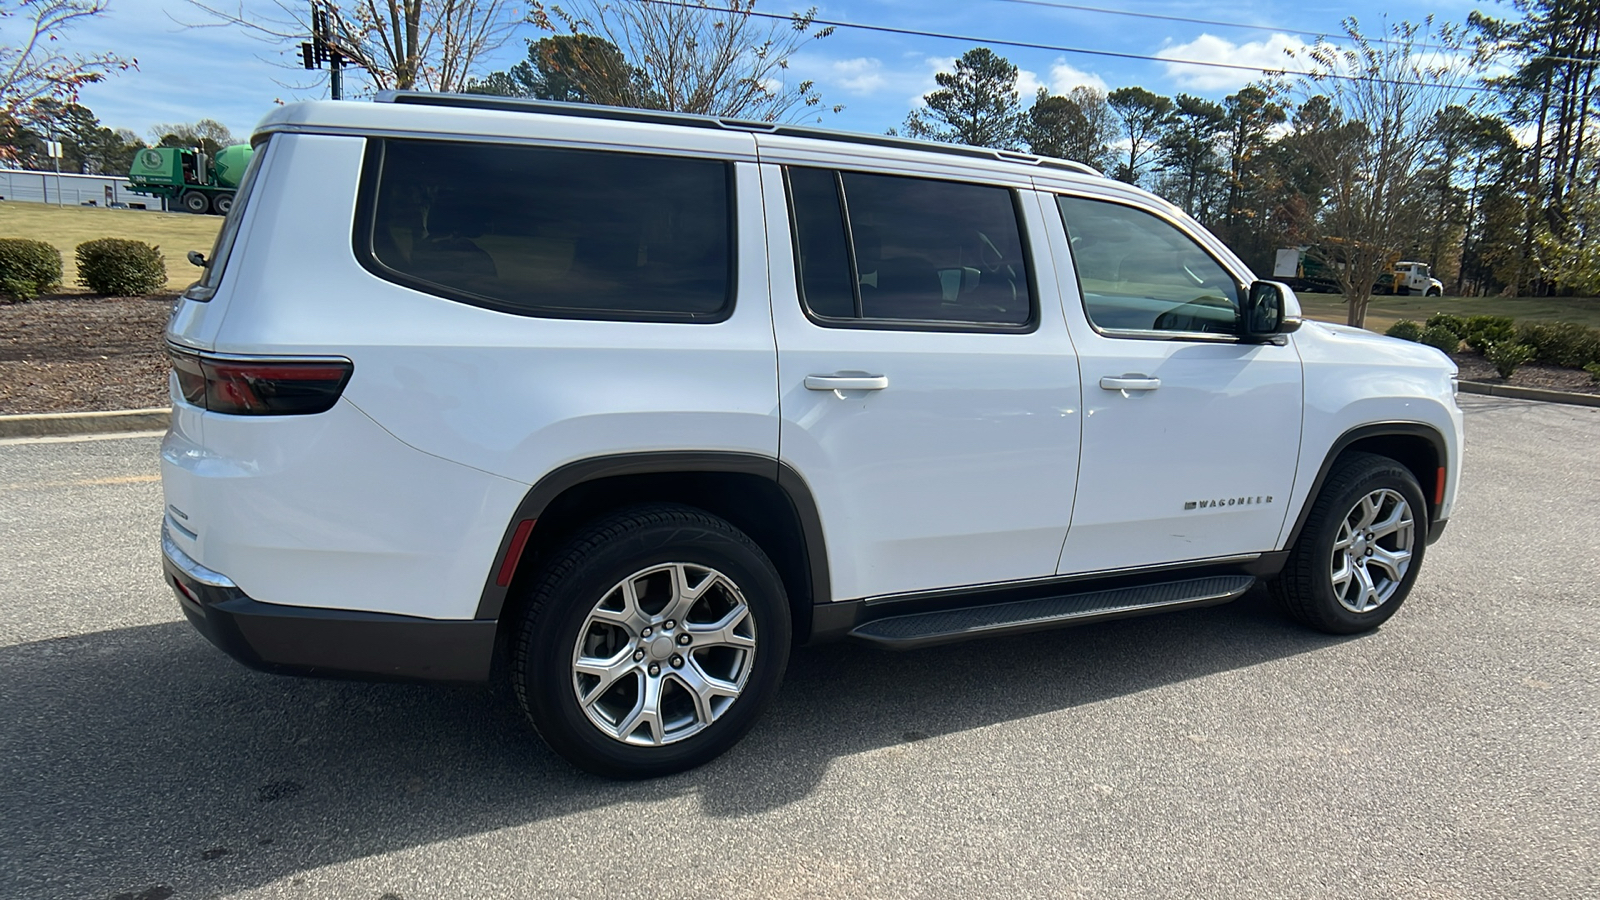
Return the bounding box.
[1458,381,1600,408]
[0,407,171,439]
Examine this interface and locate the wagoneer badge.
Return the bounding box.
[1186,496,1273,510]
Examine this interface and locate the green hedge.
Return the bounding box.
[1462,315,1517,352]
[1425,312,1468,339]
[0,238,63,302]
[1485,342,1536,378]
[1418,325,1461,354]
[1517,321,1600,369]
[1385,320,1424,342]
[75,238,167,296]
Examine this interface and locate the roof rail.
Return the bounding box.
[375,91,1104,178]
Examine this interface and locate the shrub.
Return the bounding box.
[75,238,167,296]
[1486,342,1536,379]
[1385,320,1424,342]
[1517,321,1600,369]
[0,238,63,302]
[1462,315,1517,352]
[1418,324,1461,354]
[1425,312,1468,338]
[1586,362,1600,383]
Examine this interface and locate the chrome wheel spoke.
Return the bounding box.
[1353,563,1379,612]
[686,605,755,650]
[1367,545,1412,582]
[1331,554,1355,597]
[615,675,665,745]
[1355,494,1381,530]
[660,563,716,624]
[1369,504,1412,540]
[671,661,741,727]
[589,579,649,633]
[573,651,636,707]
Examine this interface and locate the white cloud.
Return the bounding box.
[1157,33,1311,91]
[1016,69,1044,98]
[829,58,888,95]
[1048,60,1107,94]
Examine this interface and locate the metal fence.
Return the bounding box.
[0,170,163,210]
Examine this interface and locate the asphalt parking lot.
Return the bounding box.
[1,394,1596,900]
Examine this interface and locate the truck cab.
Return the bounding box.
[1388,261,1444,297]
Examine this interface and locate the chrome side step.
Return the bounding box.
[848,575,1256,649]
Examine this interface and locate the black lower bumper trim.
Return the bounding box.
[1427,517,1449,545]
[164,556,496,682]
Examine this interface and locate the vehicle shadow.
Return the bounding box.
[0,587,1346,899]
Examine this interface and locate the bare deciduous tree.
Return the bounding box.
[537,0,837,122]
[0,0,133,120]
[1291,17,1484,327]
[185,0,521,93]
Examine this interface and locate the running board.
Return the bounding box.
[848,575,1256,649]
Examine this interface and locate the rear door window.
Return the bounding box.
[357,139,733,321]
[786,167,1034,329]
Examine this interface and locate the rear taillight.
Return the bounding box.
[167,347,353,415]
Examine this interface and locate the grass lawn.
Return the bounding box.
[0,202,222,293]
[1295,290,1600,333]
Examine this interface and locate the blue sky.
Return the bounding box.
[60,0,1510,145]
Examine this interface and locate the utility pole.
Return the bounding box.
[300,2,346,100]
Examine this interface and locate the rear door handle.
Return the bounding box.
[805,374,889,391]
[1099,375,1161,392]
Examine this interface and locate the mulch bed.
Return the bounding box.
[1,293,174,415]
[1451,351,1600,396]
[3,295,1599,415]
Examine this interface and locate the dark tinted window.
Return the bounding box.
[786,167,855,318]
[786,167,1032,328]
[192,138,269,299]
[1056,195,1241,335]
[362,139,732,320]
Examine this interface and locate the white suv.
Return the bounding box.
[160,93,1463,777]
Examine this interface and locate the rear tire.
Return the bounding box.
[180,191,209,214]
[513,504,791,778]
[211,192,235,215]
[1272,452,1428,635]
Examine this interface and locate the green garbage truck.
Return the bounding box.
[127,145,255,215]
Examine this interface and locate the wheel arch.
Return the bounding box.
[476,452,829,644]
[1283,423,1446,550]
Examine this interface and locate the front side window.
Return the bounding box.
[359,139,733,321]
[787,167,1033,328]
[190,137,270,300]
[1056,195,1241,336]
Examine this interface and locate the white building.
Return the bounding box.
[0,169,162,209]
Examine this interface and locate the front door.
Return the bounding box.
[759,159,1081,602]
[1044,192,1304,575]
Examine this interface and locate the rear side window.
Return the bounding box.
[786,167,1034,329]
[358,139,733,321]
[189,137,270,301]
[1056,195,1241,336]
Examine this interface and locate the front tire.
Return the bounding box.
[514,504,791,778]
[1272,452,1428,634]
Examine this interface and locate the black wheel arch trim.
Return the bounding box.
[474,452,830,620]
[1283,422,1448,551]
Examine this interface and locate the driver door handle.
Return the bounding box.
[805,374,889,391]
[1099,375,1161,392]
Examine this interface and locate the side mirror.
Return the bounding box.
[1242,280,1303,340]
[187,250,208,268]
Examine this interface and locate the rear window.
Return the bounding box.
[189,137,269,301]
[356,139,734,321]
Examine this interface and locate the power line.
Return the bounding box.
[627,0,1498,93]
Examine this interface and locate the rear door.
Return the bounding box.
[758,148,1081,602]
[1042,190,1303,574]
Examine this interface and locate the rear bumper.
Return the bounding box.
[162,524,496,682]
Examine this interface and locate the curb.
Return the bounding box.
[1458,381,1600,408]
[0,407,171,439]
